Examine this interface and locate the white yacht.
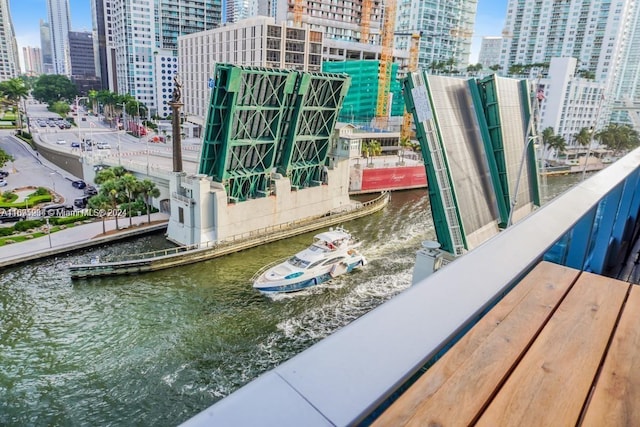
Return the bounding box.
[252,227,367,293]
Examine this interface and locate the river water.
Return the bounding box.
[0,174,581,426]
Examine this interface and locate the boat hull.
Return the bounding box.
[254,260,364,293]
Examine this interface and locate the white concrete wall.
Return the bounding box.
[166,158,353,246]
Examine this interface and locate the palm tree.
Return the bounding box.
[87,89,99,114]
[399,136,411,161]
[541,127,566,159]
[445,57,457,74]
[596,123,640,155]
[574,127,592,147]
[140,179,160,224]
[101,180,125,230]
[88,194,111,234]
[0,78,29,132]
[120,173,141,226]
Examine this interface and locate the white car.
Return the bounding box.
[56,139,67,145]
[96,142,111,150]
[0,180,7,187]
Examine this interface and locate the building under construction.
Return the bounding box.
[322,60,404,124]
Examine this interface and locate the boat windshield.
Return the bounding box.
[288,256,310,268]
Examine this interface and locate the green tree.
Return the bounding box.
[399,136,412,162]
[140,179,160,224]
[87,193,111,234]
[508,64,527,76]
[100,180,125,230]
[50,101,70,117]
[596,123,640,154]
[87,89,99,114]
[120,173,141,226]
[541,127,566,158]
[0,78,29,131]
[32,74,77,105]
[574,127,592,147]
[445,57,457,74]
[0,147,14,168]
[489,64,501,72]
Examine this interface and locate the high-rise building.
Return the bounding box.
[68,31,101,95]
[23,47,43,76]
[272,1,410,67]
[395,0,476,71]
[69,31,96,77]
[500,0,635,132]
[178,16,323,123]
[102,0,222,117]
[538,57,606,145]
[47,0,72,75]
[478,36,502,69]
[0,0,20,80]
[40,19,54,74]
[610,2,640,127]
[90,0,108,89]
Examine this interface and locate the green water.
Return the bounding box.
[0,190,435,426]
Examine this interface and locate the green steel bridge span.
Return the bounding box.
[198,64,350,202]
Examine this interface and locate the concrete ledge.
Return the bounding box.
[0,222,168,269]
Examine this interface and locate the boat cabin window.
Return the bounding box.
[322,257,344,266]
[307,259,325,269]
[288,256,310,268]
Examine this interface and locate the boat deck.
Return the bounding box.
[373,261,640,426]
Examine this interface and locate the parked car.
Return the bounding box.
[0,214,25,223]
[74,196,89,209]
[0,180,7,187]
[43,204,74,217]
[0,170,8,178]
[72,180,86,189]
[84,185,98,196]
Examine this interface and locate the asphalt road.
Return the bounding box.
[26,101,201,175]
[0,130,86,206]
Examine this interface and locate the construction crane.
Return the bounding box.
[400,32,421,140]
[376,0,397,122]
[360,0,372,43]
[294,0,304,26]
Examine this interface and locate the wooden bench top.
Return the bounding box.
[374,261,638,426]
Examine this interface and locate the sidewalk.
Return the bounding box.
[0,212,170,268]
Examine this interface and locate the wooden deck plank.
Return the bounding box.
[581,285,640,426]
[373,261,579,427]
[476,272,629,427]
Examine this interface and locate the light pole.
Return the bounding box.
[49,172,56,195]
[75,96,89,144]
[117,130,122,166]
[45,217,52,248]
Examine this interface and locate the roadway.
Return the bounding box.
[0,130,85,206]
[26,101,200,180]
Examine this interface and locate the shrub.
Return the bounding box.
[0,227,14,236]
[33,187,50,196]
[14,219,44,232]
[0,194,53,209]
[1,191,17,203]
[50,214,90,226]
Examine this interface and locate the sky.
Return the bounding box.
[10,0,507,69]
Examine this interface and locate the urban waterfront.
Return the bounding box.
[0,175,582,426]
